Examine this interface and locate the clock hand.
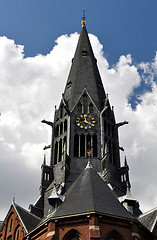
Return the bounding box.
[84,118,93,125]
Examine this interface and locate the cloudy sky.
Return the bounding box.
[1,0,157,220]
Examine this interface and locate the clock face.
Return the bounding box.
[76,114,96,129]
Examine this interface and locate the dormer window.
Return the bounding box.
[82,50,87,56]
[67,80,72,88]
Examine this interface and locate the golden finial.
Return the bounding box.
[81,9,86,26]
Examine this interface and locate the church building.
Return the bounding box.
[0,11,157,240]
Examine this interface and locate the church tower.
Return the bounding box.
[30,11,134,219]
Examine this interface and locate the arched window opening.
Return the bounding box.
[106,230,124,240]
[83,93,88,113]
[59,139,62,162]
[16,230,19,240]
[60,122,63,135]
[14,227,20,240]
[113,143,116,165]
[89,103,93,113]
[80,134,85,157]
[55,125,59,137]
[108,123,111,135]
[47,172,50,181]
[60,104,64,118]
[111,125,114,137]
[54,142,58,165]
[62,229,81,240]
[109,140,113,163]
[74,134,79,157]
[63,136,67,160]
[78,103,82,114]
[86,134,91,156]
[9,219,13,232]
[93,134,97,157]
[64,119,67,132]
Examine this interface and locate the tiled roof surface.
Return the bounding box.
[139,208,157,232]
[14,203,41,232]
[50,166,135,220]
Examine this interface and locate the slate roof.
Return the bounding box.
[0,221,3,231]
[139,208,157,232]
[49,164,135,220]
[63,24,106,112]
[14,203,41,232]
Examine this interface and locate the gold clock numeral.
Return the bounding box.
[92,121,96,123]
[89,126,91,128]
[76,120,79,123]
[85,127,87,129]
[80,126,83,128]
[77,123,80,126]
[84,114,87,117]
[92,124,94,126]
[91,118,94,120]
[80,115,83,118]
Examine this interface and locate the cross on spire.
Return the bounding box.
[81,9,86,26]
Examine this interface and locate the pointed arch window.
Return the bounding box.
[55,125,59,137]
[93,134,97,157]
[89,103,93,113]
[64,119,67,132]
[74,134,79,157]
[77,103,82,114]
[59,139,62,162]
[60,104,64,118]
[80,134,85,157]
[54,142,58,165]
[86,134,91,154]
[60,122,63,135]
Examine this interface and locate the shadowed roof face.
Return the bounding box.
[63,25,106,112]
[139,209,157,231]
[51,166,135,220]
[14,203,41,232]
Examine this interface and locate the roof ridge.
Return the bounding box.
[139,207,157,218]
[14,202,41,220]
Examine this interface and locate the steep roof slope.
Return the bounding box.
[51,164,135,220]
[139,208,157,232]
[14,203,41,232]
[63,24,106,112]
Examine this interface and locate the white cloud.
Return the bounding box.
[0,32,157,220]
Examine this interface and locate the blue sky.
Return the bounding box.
[1,0,157,63]
[1,0,157,220]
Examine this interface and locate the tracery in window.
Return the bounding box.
[74,134,97,158]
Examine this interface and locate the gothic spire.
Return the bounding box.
[63,19,106,112]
